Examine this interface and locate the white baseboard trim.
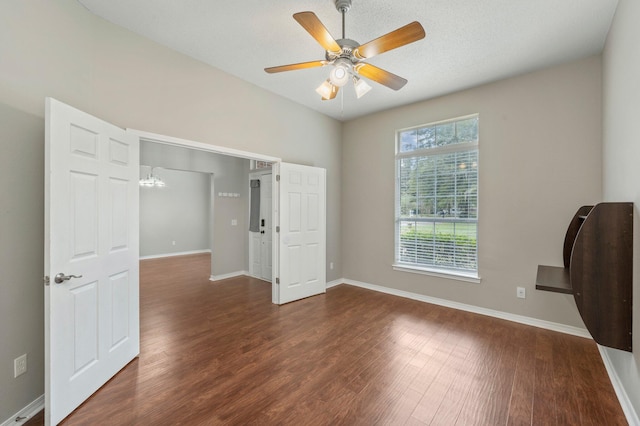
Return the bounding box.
[1,394,44,426]
[340,278,592,339]
[209,270,248,282]
[140,249,211,260]
[326,278,344,288]
[597,346,640,426]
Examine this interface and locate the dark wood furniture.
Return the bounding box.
[536,203,633,352]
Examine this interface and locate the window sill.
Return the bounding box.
[392,264,481,284]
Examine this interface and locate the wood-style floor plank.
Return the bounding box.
[532,332,559,425]
[506,328,537,425]
[23,253,626,426]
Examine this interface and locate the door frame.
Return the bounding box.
[130,130,280,163]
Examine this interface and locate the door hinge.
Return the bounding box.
[276,226,280,233]
[276,175,280,182]
[43,275,50,286]
[276,277,280,284]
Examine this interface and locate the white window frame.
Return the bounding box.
[393,114,480,283]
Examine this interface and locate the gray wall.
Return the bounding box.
[342,55,603,329]
[140,168,212,257]
[602,0,640,419]
[0,103,45,422]
[0,0,341,421]
[140,141,250,277]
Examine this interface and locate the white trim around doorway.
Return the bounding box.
[127,129,281,163]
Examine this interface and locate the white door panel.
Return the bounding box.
[251,233,261,277]
[249,173,272,281]
[260,174,272,281]
[45,98,139,425]
[276,163,326,304]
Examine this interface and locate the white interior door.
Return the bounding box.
[260,174,272,281]
[45,98,140,425]
[275,163,326,304]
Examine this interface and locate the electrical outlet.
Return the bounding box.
[517,287,526,299]
[172,240,176,246]
[330,262,334,270]
[14,354,27,378]
[231,219,238,226]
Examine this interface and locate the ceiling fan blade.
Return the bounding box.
[293,12,342,53]
[264,60,328,74]
[322,84,339,101]
[353,21,425,60]
[354,63,407,91]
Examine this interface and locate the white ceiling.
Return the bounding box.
[77,0,618,121]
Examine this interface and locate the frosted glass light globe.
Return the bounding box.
[329,65,349,87]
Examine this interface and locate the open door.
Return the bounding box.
[45,98,140,425]
[273,162,326,304]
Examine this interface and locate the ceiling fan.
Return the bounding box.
[265,0,426,100]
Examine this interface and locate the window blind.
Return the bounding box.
[395,115,479,274]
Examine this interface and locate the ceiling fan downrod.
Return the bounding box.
[335,0,352,39]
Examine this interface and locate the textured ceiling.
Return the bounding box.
[77,0,618,121]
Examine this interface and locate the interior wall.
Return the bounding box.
[0,0,341,279]
[342,55,603,329]
[140,141,249,277]
[0,102,45,422]
[140,168,211,258]
[602,0,640,419]
[0,0,341,421]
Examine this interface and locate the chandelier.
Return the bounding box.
[139,166,166,188]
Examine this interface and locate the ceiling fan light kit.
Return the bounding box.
[353,76,372,99]
[315,80,336,99]
[265,0,425,102]
[329,59,351,87]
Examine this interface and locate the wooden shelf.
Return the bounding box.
[536,203,633,352]
[536,265,571,294]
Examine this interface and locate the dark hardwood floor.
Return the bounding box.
[29,253,626,425]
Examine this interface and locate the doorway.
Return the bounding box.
[138,138,257,281]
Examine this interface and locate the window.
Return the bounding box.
[394,115,479,279]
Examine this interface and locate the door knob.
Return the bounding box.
[261,230,265,234]
[54,273,83,284]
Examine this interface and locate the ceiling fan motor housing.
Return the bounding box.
[326,38,360,62]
